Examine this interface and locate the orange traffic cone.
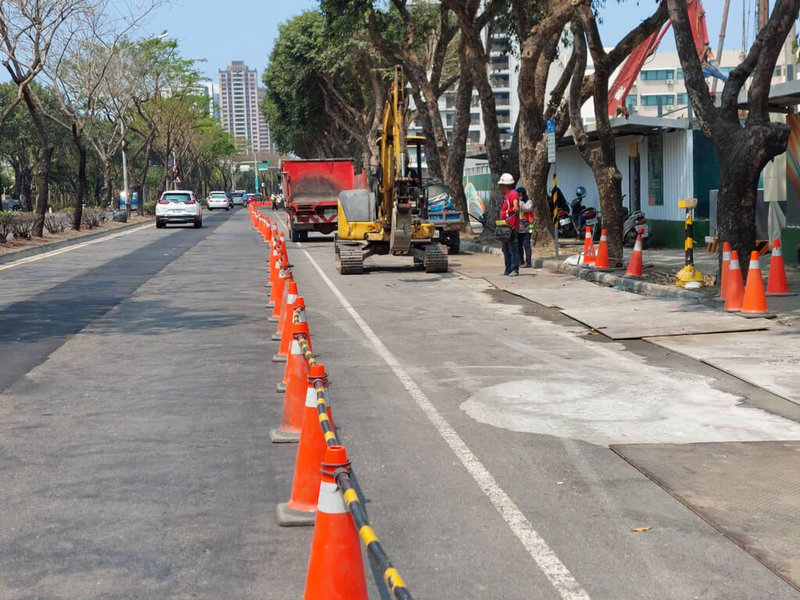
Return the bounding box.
[580,226,595,266]
[272,281,299,341]
[269,264,293,322]
[625,233,643,279]
[767,239,794,296]
[267,238,281,289]
[271,323,312,443]
[593,229,610,270]
[268,260,291,318]
[303,445,367,600]
[272,296,304,366]
[277,364,334,526]
[724,250,745,312]
[719,242,731,299]
[741,251,774,317]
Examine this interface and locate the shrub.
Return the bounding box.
[0,212,14,243]
[82,207,102,229]
[44,212,70,234]
[11,212,36,239]
[143,200,157,215]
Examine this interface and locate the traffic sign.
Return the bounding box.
[547,119,556,163]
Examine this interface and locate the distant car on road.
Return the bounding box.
[155,190,202,228]
[207,191,230,211]
[230,190,247,207]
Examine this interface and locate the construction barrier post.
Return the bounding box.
[675,198,704,288]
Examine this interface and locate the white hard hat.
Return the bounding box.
[497,173,515,185]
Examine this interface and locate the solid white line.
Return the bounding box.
[0,223,152,272]
[302,249,591,600]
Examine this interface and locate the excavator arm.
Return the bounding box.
[607,0,725,116]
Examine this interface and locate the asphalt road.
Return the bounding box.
[1,207,798,599]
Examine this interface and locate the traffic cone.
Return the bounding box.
[720,242,731,299]
[303,445,367,600]
[272,296,304,366]
[277,364,335,526]
[267,238,281,289]
[268,260,291,318]
[269,264,293,322]
[625,234,643,279]
[767,239,794,296]
[271,323,312,443]
[741,251,774,317]
[724,250,744,312]
[273,281,299,341]
[593,229,610,271]
[580,226,595,266]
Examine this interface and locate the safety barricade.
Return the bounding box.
[252,209,414,600]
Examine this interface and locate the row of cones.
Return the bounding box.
[579,226,645,278]
[719,239,793,316]
[249,206,382,599]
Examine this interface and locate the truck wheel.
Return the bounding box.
[299,230,309,242]
[290,226,299,242]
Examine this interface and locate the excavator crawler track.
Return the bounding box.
[423,244,448,273]
[336,244,364,275]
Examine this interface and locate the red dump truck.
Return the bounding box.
[282,159,356,242]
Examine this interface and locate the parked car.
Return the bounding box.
[207,191,230,211]
[230,190,247,207]
[155,190,202,228]
[1,198,22,211]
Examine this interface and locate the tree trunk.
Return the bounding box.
[102,161,113,209]
[21,86,52,237]
[445,38,475,223]
[71,123,87,231]
[137,138,154,216]
[528,141,555,247]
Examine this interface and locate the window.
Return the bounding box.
[626,95,638,107]
[494,91,510,107]
[721,66,736,76]
[647,135,663,206]
[491,74,510,88]
[467,131,480,143]
[641,69,675,81]
[495,110,510,125]
[677,93,688,105]
[677,68,683,80]
[641,94,675,106]
[491,55,509,71]
[774,65,783,77]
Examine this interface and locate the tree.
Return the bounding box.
[0,0,94,236]
[0,83,37,210]
[515,0,577,247]
[320,1,462,199]
[667,0,800,272]
[568,2,669,259]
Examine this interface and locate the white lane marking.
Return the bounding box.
[303,249,591,600]
[0,223,152,271]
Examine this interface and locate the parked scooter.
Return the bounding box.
[622,206,650,248]
[570,186,600,240]
[550,185,576,238]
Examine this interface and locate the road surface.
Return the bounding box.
[1,207,798,599]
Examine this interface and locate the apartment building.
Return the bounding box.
[218,61,276,152]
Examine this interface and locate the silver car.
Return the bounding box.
[207,191,230,211]
[155,190,203,228]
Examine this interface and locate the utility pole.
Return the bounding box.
[710,0,732,96]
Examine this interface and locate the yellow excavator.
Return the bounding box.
[335,65,448,275]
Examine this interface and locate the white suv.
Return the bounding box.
[207,191,230,211]
[156,190,202,228]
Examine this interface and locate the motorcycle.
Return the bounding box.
[550,186,576,238]
[570,186,600,240]
[622,206,650,248]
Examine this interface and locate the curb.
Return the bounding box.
[0,219,152,266]
[461,239,706,300]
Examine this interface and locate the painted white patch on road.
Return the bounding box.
[303,249,591,600]
[461,331,800,446]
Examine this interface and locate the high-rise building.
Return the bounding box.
[218,61,276,152]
